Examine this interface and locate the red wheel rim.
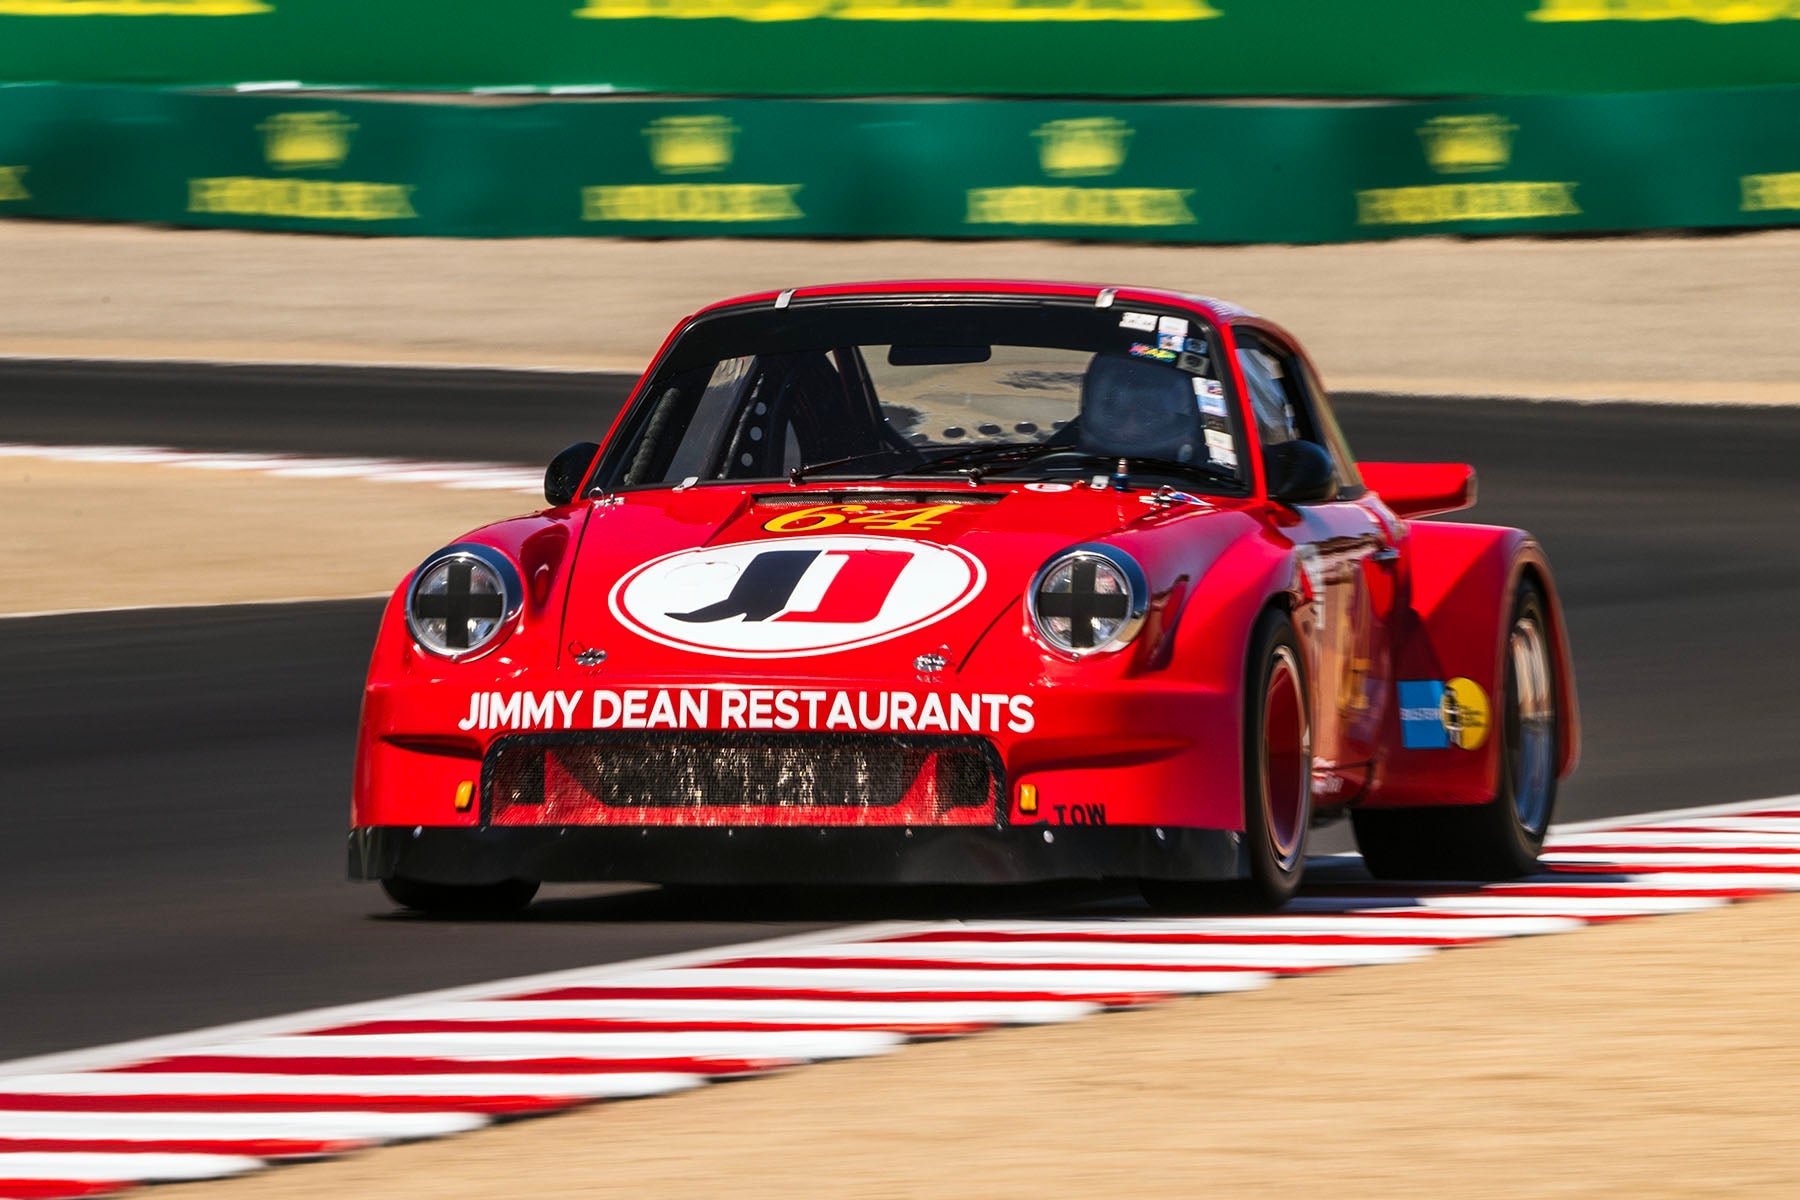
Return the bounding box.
[1262,646,1309,872]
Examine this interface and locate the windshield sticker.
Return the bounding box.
[1193,377,1229,417]
[1118,311,1158,332]
[1157,331,1187,351]
[1204,429,1237,466]
[761,502,964,535]
[1157,315,1190,336]
[610,535,986,659]
[1129,342,1178,363]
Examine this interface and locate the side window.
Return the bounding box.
[1235,332,1362,495]
[1235,344,1304,447]
[1294,357,1364,495]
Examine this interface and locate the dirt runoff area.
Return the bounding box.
[0,456,527,615]
[154,893,1800,1200]
[4,221,1800,403]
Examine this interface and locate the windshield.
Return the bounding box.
[596,299,1245,494]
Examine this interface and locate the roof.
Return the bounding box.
[690,280,1260,326]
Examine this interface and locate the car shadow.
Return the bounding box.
[372,880,1147,924]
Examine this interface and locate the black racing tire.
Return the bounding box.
[1351,581,1559,882]
[1142,606,1312,913]
[380,876,540,917]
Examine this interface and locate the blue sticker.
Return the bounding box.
[1397,680,1450,749]
[1158,331,1186,351]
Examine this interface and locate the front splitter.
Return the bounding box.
[349,823,1246,887]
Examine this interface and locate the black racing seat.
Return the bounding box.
[1076,353,1205,464]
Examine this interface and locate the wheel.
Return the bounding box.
[1351,581,1559,881]
[1142,607,1312,913]
[380,876,539,917]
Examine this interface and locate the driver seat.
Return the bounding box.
[1076,353,1205,464]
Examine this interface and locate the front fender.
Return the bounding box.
[953,511,1297,831]
[352,507,591,827]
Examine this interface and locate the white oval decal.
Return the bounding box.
[609,535,987,659]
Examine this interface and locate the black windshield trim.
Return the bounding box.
[591,296,1231,496]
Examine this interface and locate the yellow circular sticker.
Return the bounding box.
[1441,677,1491,751]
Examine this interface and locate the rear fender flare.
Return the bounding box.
[1367,521,1579,808]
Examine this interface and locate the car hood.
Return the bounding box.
[560,482,1246,677]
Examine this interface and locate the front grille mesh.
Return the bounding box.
[486,733,1000,827]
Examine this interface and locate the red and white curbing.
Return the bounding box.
[0,444,544,496]
[3,796,1797,1200]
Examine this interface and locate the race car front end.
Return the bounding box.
[350,496,1266,890]
[351,656,1251,889]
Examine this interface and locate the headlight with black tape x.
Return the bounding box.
[405,544,523,661]
[1027,544,1149,657]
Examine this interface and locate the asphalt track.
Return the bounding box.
[4,359,1799,1064]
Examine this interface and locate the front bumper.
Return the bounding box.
[356,676,1247,833]
[348,823,1245,887]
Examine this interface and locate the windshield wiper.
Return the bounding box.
[875,442,1058,480]
[1050,451,1239,490]
[884,443,1237,489]
[788,447,923,484]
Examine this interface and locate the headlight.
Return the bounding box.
[405,544,523,660]
[1027,544,1149,657]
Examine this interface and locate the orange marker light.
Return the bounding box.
[1017,783,1038,815]
[454,780,476,812]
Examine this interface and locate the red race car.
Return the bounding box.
[350,281,1578,914]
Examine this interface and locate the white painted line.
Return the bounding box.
[1286,895,1729,917]
[260,458,399,478]
[0,1073,701,1101]
[1550,794,1800,834]
[0,1151,260,1182]
[383,999,1099,1025]
[1310,874,1800,894]
[1520,872,1800,891]
[1546,830,1800,848]
[0,442,543,505]
[1544,851,1800,867]
[892,915,1585,938]
[736,941,1432,968]
[1606,817,1800,834]
[167,455,312,472]
[200,1029,903,1061]
[0,1110,485,1141]
[599,968,1273,995]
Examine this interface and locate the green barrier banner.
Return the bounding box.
[1,85,1797,243]
[6,1,1800,96]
